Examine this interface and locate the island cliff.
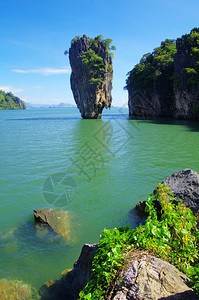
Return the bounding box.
[68,35,114,119]
[126,28,199,119]
[174,28,199,118]
[0,90,26,110]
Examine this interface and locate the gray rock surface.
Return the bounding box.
[112,251,198,300]
[128,87,171,118]
[68,243,97,298]
[162,169,199,214]
[69,35,112,119]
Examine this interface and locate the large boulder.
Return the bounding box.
[39,271,74,300]
[112,251,198,300]
[69,35,113,119]
[162,169,199,214]
[68,243,97,298]
[40,246,198,300]
[39,243,97,300]
[135,169,199,216]
[33,208,78,241]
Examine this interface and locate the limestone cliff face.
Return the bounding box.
[128,90,161,117]
[127,39,176,118]
[174,34,199,119]
[128,79,173,118]
[69,35,113,119]
[127,28,199,119]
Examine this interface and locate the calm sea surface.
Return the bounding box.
[0,107,199,289]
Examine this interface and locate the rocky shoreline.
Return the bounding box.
[0,169,198,299]
[39,169,199,299]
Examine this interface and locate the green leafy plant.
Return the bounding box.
[79,184,199,299]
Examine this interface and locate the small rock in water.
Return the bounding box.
[33,208,79,243]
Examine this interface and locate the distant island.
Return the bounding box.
[0,90,26,110]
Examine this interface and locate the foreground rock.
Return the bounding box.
[39,243,97,299]
[68,35,113,119]
[112,250,198,300]
[162,168,199,214]
[39,245,198,300]
[34,208,78,241]
[135,169,199,215]
[0,279,38,299]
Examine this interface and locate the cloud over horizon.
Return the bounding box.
[12,67,71,76]
[0,85,24,94]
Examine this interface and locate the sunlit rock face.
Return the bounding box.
[69,35,113,119]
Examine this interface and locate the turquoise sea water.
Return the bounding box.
[0,107,199,290]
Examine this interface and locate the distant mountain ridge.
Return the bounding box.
[0,90,26,110]
[25,102,75,109]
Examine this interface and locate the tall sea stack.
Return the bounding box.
[68,35,114,119]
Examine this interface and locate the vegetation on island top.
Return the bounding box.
[79,184,199,299]
[178,28,199,85]
[66,35,116,87]
[0,90,26,110]
[125,39,177,95]
[125,27,199,94]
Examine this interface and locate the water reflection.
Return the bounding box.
[129,116,199,132]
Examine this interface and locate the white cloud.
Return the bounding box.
[12,67,71,76]
[0,85,23,93]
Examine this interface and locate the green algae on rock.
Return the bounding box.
[0,279,39,300]
[33,208,79,243]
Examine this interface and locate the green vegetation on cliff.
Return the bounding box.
[67,35,116,87]
[126,28,199,119]
[126,39,177,94]
[176,28,199,85]
[80,184,199,299]
[0,90,26,110]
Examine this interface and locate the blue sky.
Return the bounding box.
[0,0,199,106]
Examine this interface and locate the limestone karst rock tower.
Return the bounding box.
[126,28,199,119]
[68,35,114,119]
